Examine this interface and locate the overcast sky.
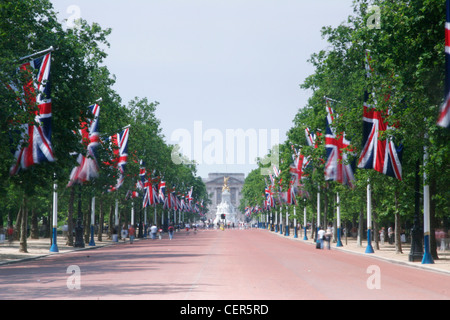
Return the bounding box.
[50,0,355,179]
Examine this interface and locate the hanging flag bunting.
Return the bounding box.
[357,52,403,180]
[10,50,55,175]
[324,99,356,188]
[438,0,450,128]
[68,103,101,186]
[108,126,130,191]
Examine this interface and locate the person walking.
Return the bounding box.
[150,224,157,240]
[380,227,385,245]
[168,224,174,240]
[317,227,325,249]
[325,226,333,250]
[121,224,128,242]
[128,224,136,244]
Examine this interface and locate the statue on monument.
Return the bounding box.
[214,176,237,226]
[222,177,230,192]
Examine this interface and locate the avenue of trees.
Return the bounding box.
[240,0,449,259]
[0,0,209,252]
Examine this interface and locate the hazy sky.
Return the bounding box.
[50,0,355,178]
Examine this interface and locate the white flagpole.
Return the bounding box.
[19,46,55,61]
[422,137,434,264]
[131,200,135,226]
[294,207,298,238]
[50,180,59,252]
[303,199,308,240]
[365,180,374,253]
[285,206,289,236]
[89,196,96,246]
[114,198,119,242]
[336,192,343,247]
[316,189,320,244]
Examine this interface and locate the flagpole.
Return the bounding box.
[89,196,96,246]
[50,180,59,253]
[316,189,320,246]
[274,208,278,232]
[279,207,283,235]
[19,46,55,61]
[365,180,374,253]
[422,137,434,264]
[114,198,119,242]
[336,192,343,247]
[303,198,308,240]
[293,207,298,238]
[285,206,289,236]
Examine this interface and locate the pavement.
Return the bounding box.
[270,227,450,275]
[1,228,449,276]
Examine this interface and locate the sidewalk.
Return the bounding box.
[270,227,450,275]
[0,234,120,265]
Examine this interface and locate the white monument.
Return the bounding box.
[214,177,238,226]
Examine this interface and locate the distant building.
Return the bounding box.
[203,173,245,222]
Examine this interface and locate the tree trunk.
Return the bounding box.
[430,178,439,260]
[66,186,75,246]
[357,209,363,247]
[19,197,28,253]
[14,205,23,241]
[30,208,39,239]
[98,197,103,242]
[395,191,403,254]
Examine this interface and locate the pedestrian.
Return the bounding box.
[121,224,128,241]
[317,226,325,249]
[325,226,332,250]
[150,224,157,240]
[168,224,174,240]
[7,226,14,245]
[158,228,163,240]
[380,227,385,245]
[388,226,394,244]
[128,224,136,244]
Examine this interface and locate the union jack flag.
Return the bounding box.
[265,186,275,208]
[289,145,310,187]
[158,180,166,203]
[357,98,403,180]
[287,181,297,205]
[438,0,450,128]
[324,99,355,188]
[68,104,101,185]
[10,52,55,175]
[358,52,403,180]
[108,127,130,191]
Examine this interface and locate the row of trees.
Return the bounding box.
[0,0,209,252]
[240,0,449,259]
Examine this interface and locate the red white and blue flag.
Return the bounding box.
[357,97,403,180]
[358,52,403,180]
[68,104,101,185]
[325,99,355,188]
[108,127,130,191]
[158,180,166,203]
[10,52,55,175]
[438,0,450,128]
[289,145,310,187]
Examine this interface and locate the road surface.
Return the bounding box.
[0,228,449,301]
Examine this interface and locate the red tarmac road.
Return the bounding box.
[0,229,449,300]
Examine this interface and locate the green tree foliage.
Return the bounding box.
[241,0,449,256]
[0,0,208,250]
